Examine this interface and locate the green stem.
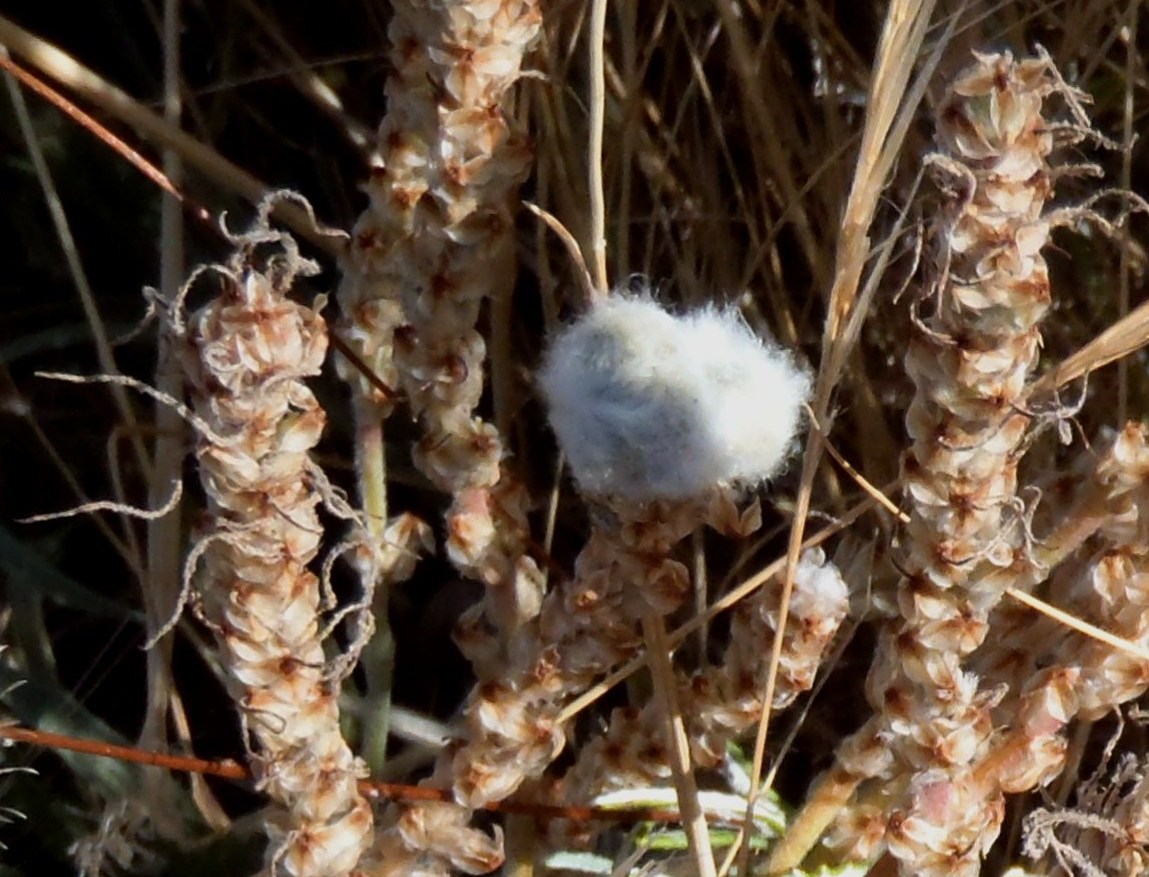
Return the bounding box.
[355,402,394,775]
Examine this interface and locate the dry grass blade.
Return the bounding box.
[820,0,940,372]
[1028,297,1149,399]
[744,1,939,872]
[523,202,597,306]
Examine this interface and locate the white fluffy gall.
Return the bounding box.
[538,295,810,500]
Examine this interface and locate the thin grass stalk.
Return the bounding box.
[3,60,151,512]
[136,0,228,835]
[641,607,717,877]
[141,0,187,773]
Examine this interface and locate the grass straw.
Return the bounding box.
[753,1,938,872]
[587,0,608,293]
[640,609,718,877]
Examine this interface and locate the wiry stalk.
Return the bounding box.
[174,219,371,877]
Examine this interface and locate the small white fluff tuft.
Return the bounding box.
[538,294,811,500]
[791,547,850,622]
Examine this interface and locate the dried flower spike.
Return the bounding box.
[343,1,544,875]
[175,215,371,877]
[337,0,544,679]
[556,547,849,805]
[539,294,811,500]
[855,49,1088,877]
[776,49,1097,877]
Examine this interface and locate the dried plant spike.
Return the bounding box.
[902,49,1064,601]
[539,294,811,500]
[336,0,540,425]
[980,424,1149,798]
[174,217,371,877]
[556,548,849,803]
[1069,425,1149,714]
[337,0,544,645]
[813,50,1091,877]
[451,495,720,809]
[357,495,732,877]
[337,2,545,874]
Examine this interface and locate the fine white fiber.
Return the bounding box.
[538,294,811,500]
[791,547,850,620]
